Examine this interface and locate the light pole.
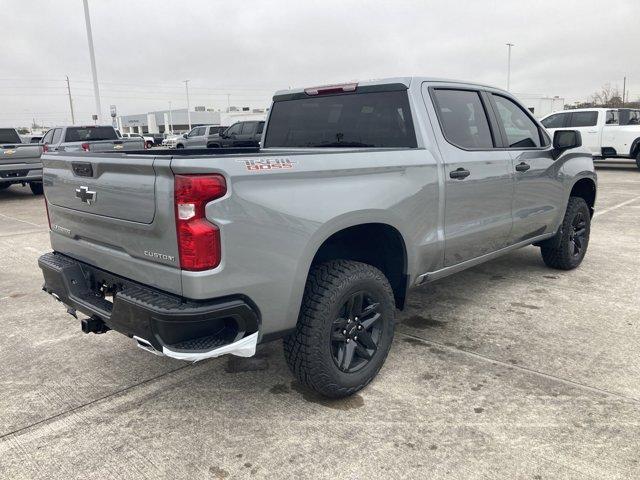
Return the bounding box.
[183,80,192,130]
[82,0,102,122]
[65,76,75,125]
[168,101,174,134]
[506,43,514,91]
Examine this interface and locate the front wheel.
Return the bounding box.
[284,260,395,398]
[145,141,154,149]
[176,144,184,149]
[635,151,640,170]
[29,182,43,195]
[540,197,591,270]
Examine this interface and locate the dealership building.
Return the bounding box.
[116,107,268,134]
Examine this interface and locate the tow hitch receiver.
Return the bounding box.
[81,316,110,334]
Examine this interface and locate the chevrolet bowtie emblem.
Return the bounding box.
[75,186,97,205]
[4,149,15,155]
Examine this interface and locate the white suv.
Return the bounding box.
[541,108,640,168]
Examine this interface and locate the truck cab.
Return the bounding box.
[541,108,640,167]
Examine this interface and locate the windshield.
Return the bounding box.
[65,127,118,142]
[264,90,417,148]
[0,129,22,144]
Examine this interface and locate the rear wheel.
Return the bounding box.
[635,151,640,170]
[540,197,590,270]
[145,141,154,149]
[284,260,395,398]
[29,182,43,195]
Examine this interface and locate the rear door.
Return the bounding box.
[427,86,514,266]
[233,122,258,146]
[567,110,601,155]
[188,126,207,148]
[488,93,564,244]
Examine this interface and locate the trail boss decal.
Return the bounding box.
[238,158,296,172]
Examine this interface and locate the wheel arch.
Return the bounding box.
[307,221,409,310]
[569,176,597,217]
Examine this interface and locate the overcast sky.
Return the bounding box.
[2,0,638,127]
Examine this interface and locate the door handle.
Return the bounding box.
[515,162,531,172]
[449,167,470,180]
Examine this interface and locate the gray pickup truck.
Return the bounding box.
[0,128,44,194]
[38,77,596,398]
[40,125,143,153]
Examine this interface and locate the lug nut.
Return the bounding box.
[346,339,350,343]
[354,336,358,341]
[357,325,362,330]
[342,330,347,335]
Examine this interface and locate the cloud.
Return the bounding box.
[1,0,637,126]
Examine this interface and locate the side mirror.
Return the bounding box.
[219,131,227,139]
[553,130,581,150]
[182,133,188,139]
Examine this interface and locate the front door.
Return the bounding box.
[489,93,565,243]
[427,86,514,267]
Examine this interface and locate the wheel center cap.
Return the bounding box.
[347,324,359,337]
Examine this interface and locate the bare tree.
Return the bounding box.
[590,84,623,107]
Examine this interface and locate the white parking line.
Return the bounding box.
[0,212,45,228]
[594,195,640,218]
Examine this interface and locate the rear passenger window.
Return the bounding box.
[541,113,567,129]
[432,89,494,149]
[570,111,598,127]
[492,95,541,148]
[605,110,618,125]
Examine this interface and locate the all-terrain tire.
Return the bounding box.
[29,182,43,195]
[283,260,395,398]
[540,197,590,270]
[635,151,640,170]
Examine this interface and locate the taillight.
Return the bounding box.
[81,143,90,152]
[304,82,358,96]
[42,144,49,153]
[174,174,226,271]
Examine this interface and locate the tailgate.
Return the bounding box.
[87,138,144,152]
[45,153,156,223]
[0,144,42,164]
[43,152,181,294]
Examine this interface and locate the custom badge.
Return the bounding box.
[239,158,296,172]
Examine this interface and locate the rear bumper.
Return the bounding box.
[0,162,42,183]
[38,252,260,361]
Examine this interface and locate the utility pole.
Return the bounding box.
[506,43,514,91]
[183,80,192,130]
[82,0,102,122]
[227,93,231,113]
[622,76,626,106]
[65,76,76,125]
[168,101,174,133]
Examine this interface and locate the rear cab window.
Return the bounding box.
[0,129,21,144]
[264,90,417,148]
[65,127,118,142]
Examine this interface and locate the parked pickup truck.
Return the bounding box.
[0,128,44,194]
[38,77,596,398]
[121,132,155,149]
[541,108,640,168]
[41,125,144,153]
[175,125,228,149]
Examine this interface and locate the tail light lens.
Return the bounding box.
[174,174,226,271]
[81,143,90,152]
[42,144,49,153]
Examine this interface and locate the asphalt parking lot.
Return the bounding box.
[0,162,639,480]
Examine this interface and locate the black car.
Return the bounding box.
[206,121,265,148]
